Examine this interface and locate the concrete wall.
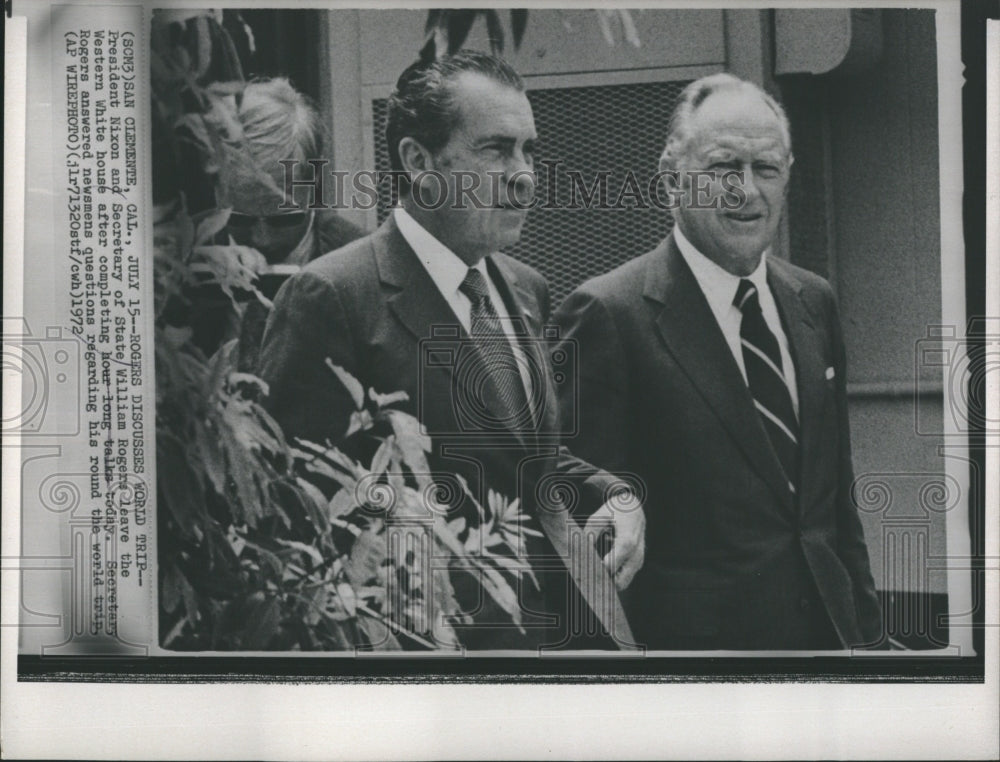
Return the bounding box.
[823,9,946,593]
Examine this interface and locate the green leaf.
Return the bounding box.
[433,611,461,649]
[326,361,364,410]
[369,436,395,476]
[418,33,437,65]
[294,442,363,492]
[161,564,184,614]
[510,9,528,49]
[275,538,325,567]
[382,409,432,476]
[344,529,386,588]
[345,409,374,438]
[193,16,213,80]
[484,551,539,591]
[194,411,227,496]
[618,9,642,48]
[173,113,213,154]
[446,516,467,537]
[485,10,504,54]
[357,613,402,650]
[194,207,232,245]
[431,515,469,559]
[215,12,246,81]
[328,488,358,520]
[179,568,201,624]
[294,476,333,525]
[336,582,357,617]
[356,585,386,606]
[244,541,285,582]
[369,388,409,409]
[424,8,443,34]
[243,593,282,649]
[162,616,189,649]
[446,10,478,54]
[405,599,430,635]
[431,567,461,620]
[595,9,616,46]
[477,565,524,630]
[156,434,205,541]
[191,244,266,298]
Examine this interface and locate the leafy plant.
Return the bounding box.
[419,8,642,61]
[421,9,529,60]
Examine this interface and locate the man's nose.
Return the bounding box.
[739,163,761,200]
[506,157,536,205]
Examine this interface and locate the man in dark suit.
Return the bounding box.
[260,51,644,650]
[554,73,881,650]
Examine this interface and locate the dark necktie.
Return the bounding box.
[734,279,799,492]
[458,267,533,431]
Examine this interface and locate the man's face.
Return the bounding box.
[221,168,312,265]
[416,72,536,264]
[669,88,791,276]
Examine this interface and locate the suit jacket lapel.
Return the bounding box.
[646,235,795,514]
[767,263,827,513]
[375,218,534,448]
[373,215,471,449]
[374,215,463,344]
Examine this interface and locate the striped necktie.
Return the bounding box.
[734,279,799,493]
[458,267,533,431]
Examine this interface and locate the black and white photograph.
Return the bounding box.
[2,1,996,758]
[143,5,972,657]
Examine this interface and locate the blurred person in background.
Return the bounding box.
[208,77,366,370]
[219,77,365,267]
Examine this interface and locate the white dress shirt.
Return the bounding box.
[674,225,799,417]
[394,206,536,410]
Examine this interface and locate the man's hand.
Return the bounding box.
[585,493,646,590]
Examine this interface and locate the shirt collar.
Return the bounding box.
[673,224,770,314]
[394,206,489,296]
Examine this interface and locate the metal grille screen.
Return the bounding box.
[371,79,687,308]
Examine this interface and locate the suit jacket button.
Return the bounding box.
[799,597,811,611]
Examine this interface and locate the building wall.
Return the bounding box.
[822,9,946,594]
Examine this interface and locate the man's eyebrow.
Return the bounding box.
[474,135,517,146]
[475,134,538,146]
[702,149,736,161]
[754,152,788,163]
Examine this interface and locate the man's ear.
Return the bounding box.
[397,137,434,178]
[783,152,795,199]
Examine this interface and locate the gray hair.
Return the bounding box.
[661,73,792,170]
[237,77,325,168]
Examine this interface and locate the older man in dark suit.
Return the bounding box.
[260,51,644,650]
[554,73,881,650]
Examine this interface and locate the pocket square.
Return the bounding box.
[825,366,836,380]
